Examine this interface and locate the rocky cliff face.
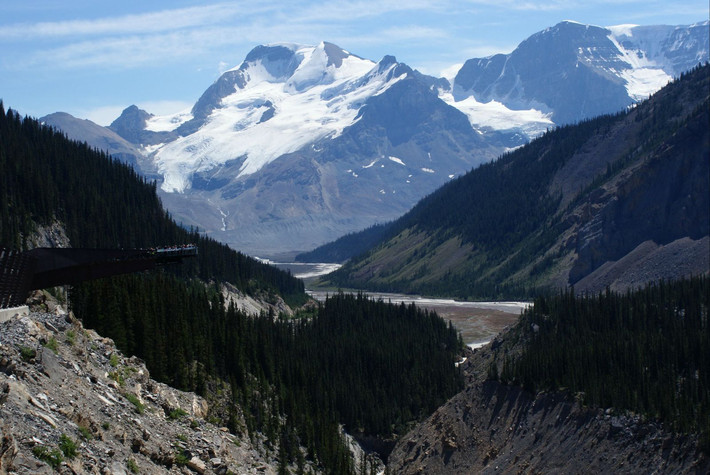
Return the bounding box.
[0,293,281,474]
[566,104,710,286]
[386,337,709,474]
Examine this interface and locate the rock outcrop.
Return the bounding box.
[386,337,709,474]
[220,282,293,318]
[0,292,279,474]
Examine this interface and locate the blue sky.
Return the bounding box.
[1,0,707,125]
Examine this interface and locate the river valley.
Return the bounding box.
[273,261,527,347]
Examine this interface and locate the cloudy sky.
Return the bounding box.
[1,0,707,125]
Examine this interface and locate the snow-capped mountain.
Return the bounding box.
[47,21,707,257]
[448,20,709,126]
[109,41,512,255]
[154,43,406,193]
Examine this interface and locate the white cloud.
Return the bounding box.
[378,25,449,41]
[457,0,631,11]
[460,43,517,57]
[457,0,572,10]
[15,25,253,70]
[9,11,352,71]
[0,1,444,41]
[0,3,269,39]
[455,0,693,13]
[5,0,690,75]
[294,0,449,22]
[2,0,706,85]
[218,61,231,74]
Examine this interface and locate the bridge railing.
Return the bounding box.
[152,245,198,259]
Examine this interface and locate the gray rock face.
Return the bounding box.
[109,105,175,148]
[573,236,710,294]
[568,99,710,284]
[456,22,632,124]
[244,45,301,78]
[0,294,280,474]
[187,70,248,129]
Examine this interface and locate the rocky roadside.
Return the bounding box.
[0,293,281,474]
[386,334,710,474]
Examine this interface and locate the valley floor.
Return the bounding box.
[308,289,526,346]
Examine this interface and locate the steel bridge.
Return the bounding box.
[0,245,197,308]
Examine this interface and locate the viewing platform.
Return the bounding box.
[0,245,198,309]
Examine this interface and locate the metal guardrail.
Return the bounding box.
[0,248,33,308]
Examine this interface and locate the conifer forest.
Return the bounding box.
[0,103,464,473]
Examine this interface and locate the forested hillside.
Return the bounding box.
[320,64,710,299]
[0,103,464,473]
[71,279,463,471]
[295,222,392,263]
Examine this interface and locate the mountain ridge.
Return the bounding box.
[145,46,510,255]
[318,64,710,298]
[40,20,709,256]
[451,20,709,124]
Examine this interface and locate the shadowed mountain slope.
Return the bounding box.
[320,64,710,299]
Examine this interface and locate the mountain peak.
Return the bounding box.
[379,55,398,67]
[321,41,352,67]
[237,41,353,72]
[109,105,154,143]
[114,104,152,121]
[451,19,708,125]
[62,22,706,256]
[238,44,302,82]
[560,19,584,25]
[373,55,413,80]
[534,20,608,41]
[243,44,299,64]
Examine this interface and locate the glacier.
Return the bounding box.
[152,42,407,193]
